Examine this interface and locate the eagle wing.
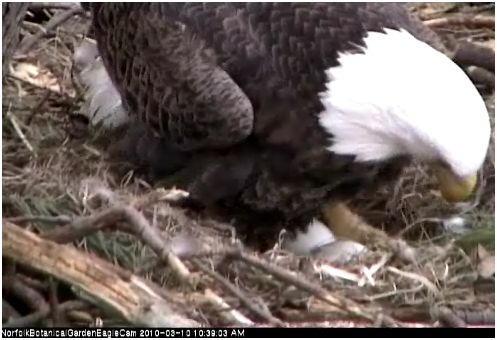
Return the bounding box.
[153,3,444,168]
[89,3,442,151]
[158,3,444,101]
[89,4,254,151]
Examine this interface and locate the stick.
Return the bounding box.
[41,207,124,243]
[456,309,495,326]
[26,91,51,125]
[2,3,29,74]
[202,289,254,326]
[7,215,72,224]
[431,306,466,328]
[6,105,35,154]
[227,249,392,325]
[452,40,495,73]
[4,300,87,328]
[18,7,83,55]
[118,206,193,283]
[424,15,495,29]
[38,203,385,326]
[191,259,283,326]
[386,266,441,298]
[3,221,200,327]
[28,3,81,11]
[3,275,49,313]
[48,279,60,327]
[42,206,193,284]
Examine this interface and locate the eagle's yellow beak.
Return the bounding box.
[432,165,477,202]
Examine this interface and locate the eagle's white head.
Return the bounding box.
[319,28,491,202]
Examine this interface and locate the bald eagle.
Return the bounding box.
[83,3,491,254]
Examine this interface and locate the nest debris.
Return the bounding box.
[2,3,495,328]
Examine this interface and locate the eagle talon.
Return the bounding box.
[321,200,418,263]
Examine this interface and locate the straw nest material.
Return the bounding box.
[2,3,495,328]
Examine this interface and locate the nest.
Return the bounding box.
[2,3,495,328]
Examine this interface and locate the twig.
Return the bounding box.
[191,259,283,326]
[3,275,49,314]
[312,263,361,283]
[66,309,94,325]
[431,306,466,327]
[17,274,48,292]
[28,3,81,11]
[2,3,29,74]
[18,6,83,55]
[26,91,51,125]
[48,279,61,327]
[42,206,193,285]
[456,309,495,326]
[387,305,431,323]
[367,283,425,301]
[6,104,35,154]
[451,40,495,73]
[4,300,87,328]
[41,208,124,243]
[386,266,441,298]
[203,289,254,326]
[118,206,193,284]
[358,253,390,287]
[424,14,495,29]
[3,221,200,327]
[227,249,395,325]
[179,249,236,260]
[7,215,72,224]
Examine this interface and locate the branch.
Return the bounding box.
[3,275,49,316]
[456,309,495,326]
[34,206,279,326]
[424,15,495,29]
[202,289,254,326]
[452,40,495,73]
[6,104,36,155]
[226,249,397,326]
[2,3,29,74]
[386,267,441,298]
[41,205,193,284]
[3,221,200,327]
[191,259,283,326]
[4,300,87,328]
[17,7,83,55]
[28,3,81,11]
[431,306,466,328]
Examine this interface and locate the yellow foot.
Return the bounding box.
[321,200,417,263]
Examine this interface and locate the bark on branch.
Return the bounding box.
[2,221,200,328]
[2,2,29,74]
[424,15,495,29]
